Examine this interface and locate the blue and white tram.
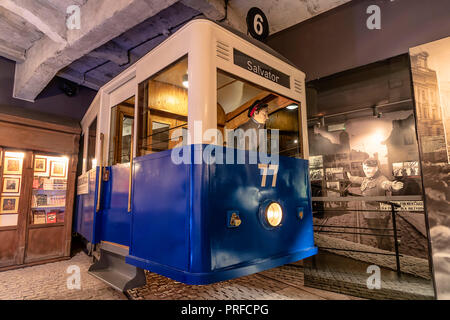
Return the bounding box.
[74,18,317,291]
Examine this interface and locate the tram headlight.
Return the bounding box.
[265,202,283,227]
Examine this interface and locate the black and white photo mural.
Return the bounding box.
[309,110,428,256]
[410,36,450,300]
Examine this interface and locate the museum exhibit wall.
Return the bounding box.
[0,57,97,121]
[267,0,450,82]
[410,36,450,300]
[306,55,430,262]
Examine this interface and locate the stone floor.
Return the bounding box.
[304,252,435,300]
[0,251,359,300]
[315,234,431,279]
[304,234,435,299]
[128,263,361,300]
[0,252,126,300]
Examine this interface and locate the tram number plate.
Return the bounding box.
[258,164,279,187]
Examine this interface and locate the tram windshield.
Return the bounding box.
[217,70,302,158]
[137,56,188,156]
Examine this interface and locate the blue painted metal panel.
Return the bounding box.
[98,164,132,247]
[74,168,100,243]
[207,147,316,271]
[127,149,190,272]
[125,145,317,284]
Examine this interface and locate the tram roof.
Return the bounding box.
[193,16,299,70]
[82,17,301,127]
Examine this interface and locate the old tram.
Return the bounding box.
[74,18,317,291]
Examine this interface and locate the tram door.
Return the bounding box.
[99,96,135,246]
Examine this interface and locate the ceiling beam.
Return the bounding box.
[45,0,87,13]
[57,67,102,91]
[181,0,247,33]
[0,0,67,44]
[180,0,226,20]
[0,39,25,62]
[12,0,178,101]
[87,41,129,66]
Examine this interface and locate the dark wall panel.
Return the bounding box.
[267,0,450,81]
[0,57,97,121]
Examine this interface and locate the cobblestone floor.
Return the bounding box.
[0,251,359,300]
[0,252,126,300]
[315,234,431,279]
[128,262,361,300]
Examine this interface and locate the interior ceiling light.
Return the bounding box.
[286,104,298,110]
[182,74,189,88]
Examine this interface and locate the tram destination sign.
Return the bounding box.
[233,49,290,89]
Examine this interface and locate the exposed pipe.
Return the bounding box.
[307,99,413,123]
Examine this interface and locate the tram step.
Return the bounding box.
[88,241,146,292]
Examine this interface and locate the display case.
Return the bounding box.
[31,155,68,225]
[0,107,80,270]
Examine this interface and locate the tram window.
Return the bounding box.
[151,121,170,151]
[108,96,135,166]
[86,117,97,171]
[137,57,188,156]
[217,70,303,158]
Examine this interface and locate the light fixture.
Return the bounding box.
[372,106,382,118]
[286,103,298,110]
[182,74,188,88]
[265,202,283,227]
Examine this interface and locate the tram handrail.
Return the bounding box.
[128,132,134,213]
[96,133,104,213]
[142,122,187,138]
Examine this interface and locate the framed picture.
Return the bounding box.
[0,196,19,213]
[50,160,67,178]
[2,177,21,193]
[3,157,22,175]
[34,157,47,173]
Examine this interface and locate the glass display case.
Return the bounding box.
[0,109,79,270]
[30,155,68,225]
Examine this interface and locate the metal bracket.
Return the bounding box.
[228,211,241,228]
[103,168,110,181]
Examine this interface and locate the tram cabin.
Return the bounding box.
[74,18,317,291]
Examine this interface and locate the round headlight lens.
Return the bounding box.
[265,202,283,227]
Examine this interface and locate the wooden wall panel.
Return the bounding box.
[25,226,65,262]
[148,81,188,116]
[0,121,79,155]
[0,229,17,266]
[0,112,80,269]
[63,155,78,256]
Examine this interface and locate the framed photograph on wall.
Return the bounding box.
[34,157,47,173]
[3,157,22,175]
[2,177,21,194]
[50,160,66,178]
[0,196,19,213]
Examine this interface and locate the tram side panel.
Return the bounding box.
[125,144,317,285]
[207,148,316,274]
[98,163,132,247]
[126,148,191,278]
[74,167,100,244]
